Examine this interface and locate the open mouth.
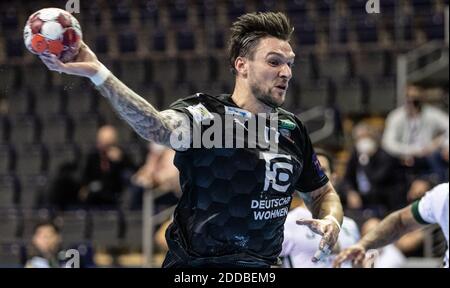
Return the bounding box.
[275,85,287,91]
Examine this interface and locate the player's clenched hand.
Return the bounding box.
[296,218,340,263]
[332,243,366,268]
[39,41,101,78]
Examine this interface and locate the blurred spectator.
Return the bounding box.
[382,84,449,181]
[25,222,65,268]
[155,219,172,253]
[48,162,82,210]
[429,127,449,182]
[129,142,180,211]
[341,122,407,213]
[132,142,181,265]
[441,129,449,164]
[407,178,433,203]
[80,125,135,208]
[360,218,406,268]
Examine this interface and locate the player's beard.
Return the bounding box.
[251,84,284,108]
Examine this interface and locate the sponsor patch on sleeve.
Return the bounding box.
[186,103,214,124]
[279,119,296,130]
[312,153,326,178]
[224,106,252,119]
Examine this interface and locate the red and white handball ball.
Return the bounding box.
[23,8,83,63]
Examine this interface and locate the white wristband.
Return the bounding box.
[324,215,341,230]
[89,63,110,86]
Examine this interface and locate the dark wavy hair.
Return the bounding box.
[228,12,294,75]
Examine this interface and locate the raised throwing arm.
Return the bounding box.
[39,42,189,149]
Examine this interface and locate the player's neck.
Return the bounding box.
[231,84,273,115]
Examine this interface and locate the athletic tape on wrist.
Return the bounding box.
[90,63,110,86]
[324,215,341,230]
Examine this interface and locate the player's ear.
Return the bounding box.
[234,56,248,77]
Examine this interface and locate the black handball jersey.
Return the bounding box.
[164,93,329,267]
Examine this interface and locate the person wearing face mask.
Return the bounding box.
[382,84,449,181]
[341,123,408,214]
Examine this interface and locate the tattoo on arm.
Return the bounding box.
[360,208,422,250]
[298,183,343,224]
[95,74,187,148]
[360,212,404,249]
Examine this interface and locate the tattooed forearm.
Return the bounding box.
[359,210,410,250]
[299,183,343,224]
[95,74,187,148]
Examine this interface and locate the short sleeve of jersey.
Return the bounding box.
[169,94,202,124]
[169,94,215,145]
[293,117,329,192]
[413,183,449,224]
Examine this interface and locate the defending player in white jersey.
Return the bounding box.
[333,182,449,268]
[281,149,360,267]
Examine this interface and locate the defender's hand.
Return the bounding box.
[332,243,366,268]
[296,218,340,263]
[39,41,101,78]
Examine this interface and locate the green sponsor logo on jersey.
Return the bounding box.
[279,119,296,130]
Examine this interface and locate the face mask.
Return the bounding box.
[412,100,422,110]
[356,138,377,156]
